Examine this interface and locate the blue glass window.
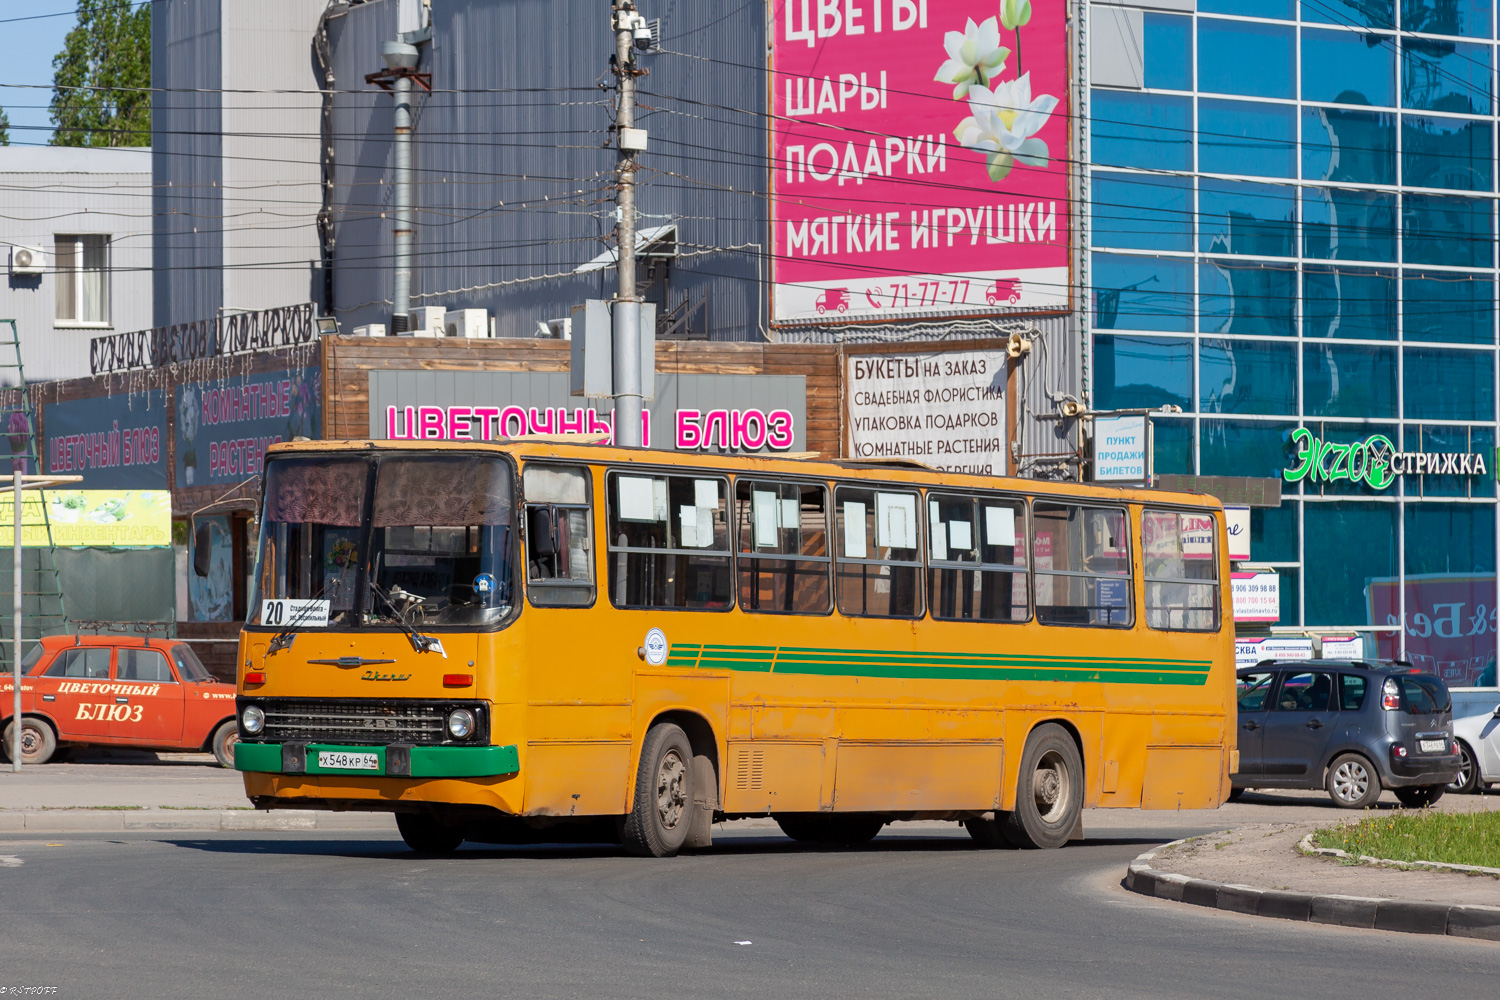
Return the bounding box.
[1092,174,1192,251]
[1404,348,1496,420]
[1276,567,1301,626]
[1403,429,1498,498]
[1302,107,1396,184]
[1143,14,1192,91]
[1403,271,1495,344]
[1199,419,1300,478]
[1303,502,1397,627]
[1302,0,1395,28]
[1199,99,1297,178]
[1302,29,1396,107]
[1401,0,1492,38]
[1303,344,1398,417]
[1304,266,1397,339]
[1093,335,1193,410]
[1251,504,1299,562]
[1200,339,1298,414]
[1302,187,1398,262]
[1202,0,1295,17]
[1402,41,1493,114]
[1200,259,1298,337]
[1092,253,1195,333]
[1402,116,1494,191]
[1091,91,1192,171]
[1403,194,1494,268]
[1152,418,1194,475]
[1199,180,1297,257]
[1199,21,1295,99]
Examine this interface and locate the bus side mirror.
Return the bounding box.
[528,505,559,556]
[193,523,212,577]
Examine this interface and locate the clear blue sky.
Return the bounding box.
[1,2,85,146]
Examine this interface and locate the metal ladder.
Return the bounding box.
[0,319,69,666]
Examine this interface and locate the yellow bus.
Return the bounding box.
[233,439,1236,855]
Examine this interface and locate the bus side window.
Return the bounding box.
[927,493,1029,622]
[523,464,594,607]
[607,471,732,610]
[1033,502,1132,628]
[834,486,922,619]
[1141,509,1220,631]
[735,480,831,614]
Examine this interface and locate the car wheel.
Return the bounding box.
[1394,785,1445,809]
[1448,742,1478,794]
[777,814,885,845]
[1227,786,1246,802]
[1326,753,1381,809]
[1000,724,1084,849]
[395,812,465,854]
[2,717,57,766]
[620,722,695,858]
[210,720,239,769]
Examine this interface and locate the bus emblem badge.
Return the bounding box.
[643,628,669,666]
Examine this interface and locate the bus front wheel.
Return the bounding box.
[396,812,465,854]
[1001,724,1083,849]
[621,722,695,858]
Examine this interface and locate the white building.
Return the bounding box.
[0,146,153,385]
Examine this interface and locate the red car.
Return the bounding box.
[0,635,238,767]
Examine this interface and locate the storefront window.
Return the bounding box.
[1403,40,1492,113]
[1304,266,1397,340]
[1403,194,1494,268]
[1199,419,1300,478]
[1092,174,1192,252]
[1303,502,1398,627]
[1302,188,1398,262]
[1302,28,1396,107]
[1277,566,1302,627]
[1303,344,1398,418]
[1092,253,1195,332]
[1203,0,1294,17]
[1404,348,1496,421]
[1303,107,1396,185]
[1403,272,1495,344]
[1143,13,1191,91]
[1093,335,1192,411]
[1402,116,1493,192]
[1200,180,1297,257]
[1091,91,1192,171]
[1153,418,1195,475]
[1200,259,1297,336]
[1252,504,1299,563]
[1199,21,1294,99]
[1200,339,1297,415]
[1396,504,1496,686]
[1198,99,1296,178]
[1401,1,1491,42]
[1302,0,1394,29]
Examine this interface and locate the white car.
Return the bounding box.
[1449,689,1500,793]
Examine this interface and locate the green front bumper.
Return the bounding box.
[234,741,519,778]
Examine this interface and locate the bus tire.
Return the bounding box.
[775,814,884,845]
[620,722,695,858]
[2,717,56,766]
[396,812,465,854]
[1001,724,1083,849]
[963,815,1016,848]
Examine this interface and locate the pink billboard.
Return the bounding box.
[771,0,1071,325]
[1368,574,1498,687]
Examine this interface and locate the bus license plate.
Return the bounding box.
[1419,739,1446,754]
[318,751,379,771]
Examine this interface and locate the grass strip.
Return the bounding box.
[1313,810,1500,870]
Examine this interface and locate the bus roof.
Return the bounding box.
[262,438,1223,509]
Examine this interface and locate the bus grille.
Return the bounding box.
[247,698,487,747]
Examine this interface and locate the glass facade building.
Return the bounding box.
[1088,0,1499,684]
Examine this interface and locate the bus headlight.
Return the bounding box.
[241,705,265,735]
[447,708,475,739]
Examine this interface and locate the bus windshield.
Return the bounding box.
[250,453,516,629]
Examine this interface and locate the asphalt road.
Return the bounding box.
[2,822,1496,999]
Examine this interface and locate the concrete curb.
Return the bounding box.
[1124,840,1500,942]
[1297,832,1500,877]
[0,810,397,833]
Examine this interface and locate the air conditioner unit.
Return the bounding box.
[8,245,45,276]
[352,323,387,338]
[444,308,488,339]
[407,306,445,338]
[535,317,572,340]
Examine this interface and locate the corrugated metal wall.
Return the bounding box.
[325,0,768,340]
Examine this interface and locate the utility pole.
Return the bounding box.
[612,0,650,446]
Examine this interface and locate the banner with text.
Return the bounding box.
[1369,574,1498,688]
[0,490,171,547]
[771,0,1070,323]
[845,349,1006,473]
[44,391,168,489]
[177,367,321,488]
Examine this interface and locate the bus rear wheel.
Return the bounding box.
[620,722,695,858]
[396,812,465,854]
[776,814,885,845]
[1001,724,1083,849]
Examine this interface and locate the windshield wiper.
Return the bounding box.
[267,585,329,655]
[367,580,447,657]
